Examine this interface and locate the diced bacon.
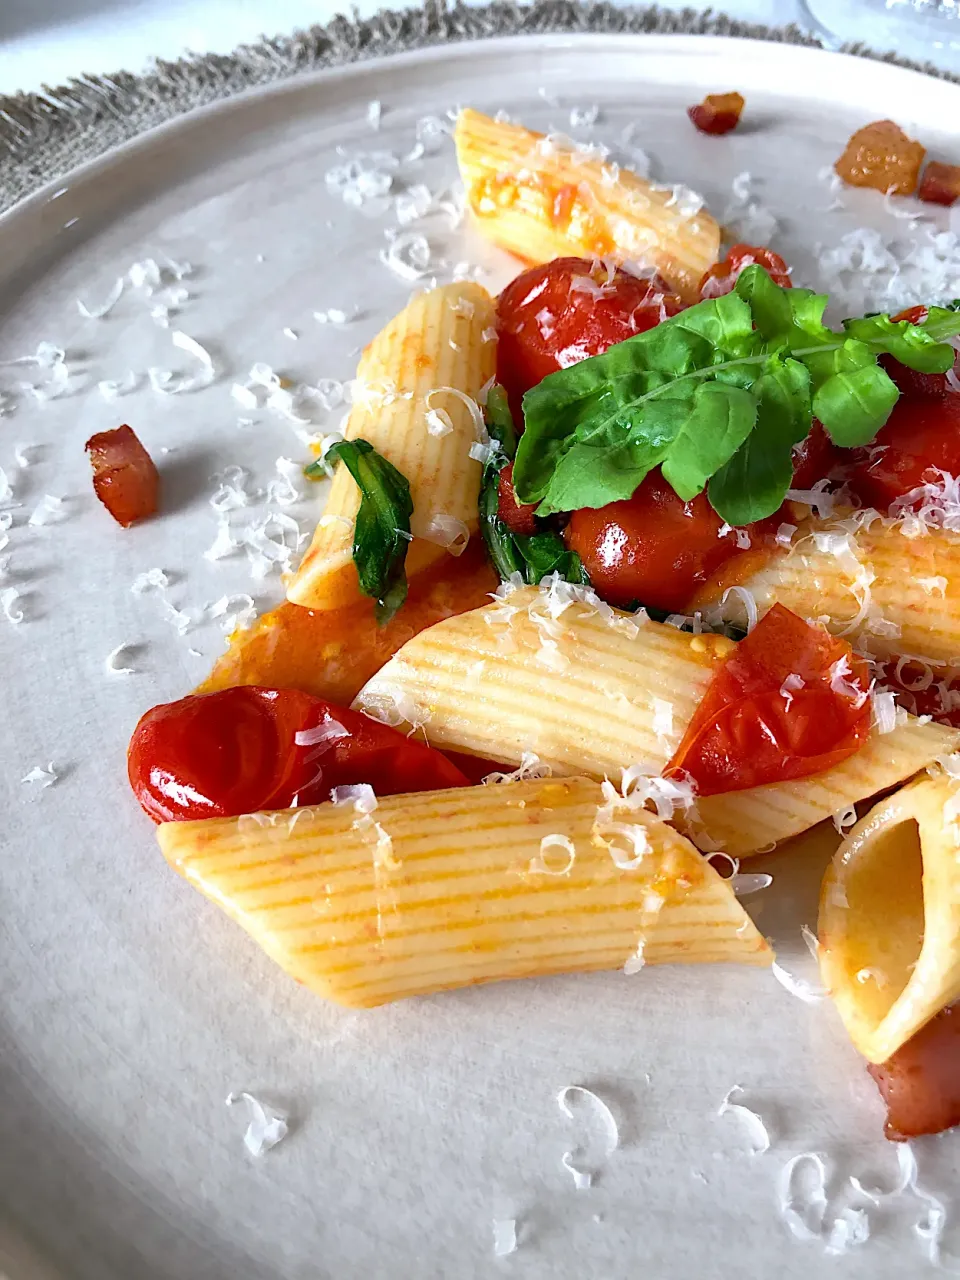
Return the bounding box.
[918,161,960,208]
[834,120,926,196]
[85,424,159,528]
[496,462,538,536]
[687,92,744,137]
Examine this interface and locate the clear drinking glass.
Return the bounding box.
[800,0,960,66]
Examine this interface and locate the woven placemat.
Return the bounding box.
[0,0,954,213]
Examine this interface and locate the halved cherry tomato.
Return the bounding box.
[563,471,773,614]
[496,256,684,419]
[868,1002,960,1140]
[665,604,871,797]
[698,243,792,299]
[128,687,469,823]
[847,393,960,508]
[85,424,159,528]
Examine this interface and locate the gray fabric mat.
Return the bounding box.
[0,0,954,213]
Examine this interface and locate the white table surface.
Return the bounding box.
[0,1,829,96]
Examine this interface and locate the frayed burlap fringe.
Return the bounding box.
[0,0,954,212]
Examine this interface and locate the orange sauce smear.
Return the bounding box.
[199,541,497,704]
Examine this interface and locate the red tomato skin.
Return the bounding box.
[496,256,683,418]
[128,687,468,823]
[868,1002,960,1140]
[698,244,792,299]
[665,604,871,796]
[563,471,773,614]
[847,394,960,508]
[496,462,538,535]
[791,420,844,490]
[85,424,159,528]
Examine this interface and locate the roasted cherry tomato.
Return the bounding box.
[698,243,792,299]
[496,256,683,418]
[128,686,469,823]
[563,470,771,614]
[496,461,538,535]
[847,393,960,508]
[85,424,159,528]
[868,1002,960,1140]
[790,420,844,490]
[665,604,871,797]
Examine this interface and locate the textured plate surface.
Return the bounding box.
[2,35,960,1280]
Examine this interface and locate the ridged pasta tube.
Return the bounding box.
[287,281,496,611]
[454,108,720,302]
[355,585,960,856]
[819,772,960,1063]
[157,777,771,1009]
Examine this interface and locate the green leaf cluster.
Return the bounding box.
[513,266,960,526]
[479,385,589,586]
[307,439,414,625]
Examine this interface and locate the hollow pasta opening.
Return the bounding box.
[837,816,924,1029]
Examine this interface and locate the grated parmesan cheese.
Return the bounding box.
[529,833,576,876]
[225,1091,289,1157]
[717,1085,771,1155]
[0,586,24,623]
[77,276,125,319]
[21,762,57,788]
[492,1219,517,1258]
[557,1085,619,1191]
[105,643,137,675]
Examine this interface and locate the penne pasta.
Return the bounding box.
[689,715,960,858]
[454,108,720,302]
[355,583,960,855]
[286,281,496,612]
[695,516,960,668]
[157,777,771,1009]
[819,771,960,1064]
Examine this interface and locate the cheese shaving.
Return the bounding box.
[21,762,57,788]
[652,697,674,747]
[148,330,215,395]
[225,1091,289,1157]
[828,656,869,707]
[98,372,138,400]
[777,1152,829,1242]
[208,594,257,633]
[28,495,66,526]
[105,643,137,675]
[425,407,454,437]
[420,513,469,555]
[294,720,350,749]
[771,959,828,1004]
[492,1219,517,1258]
[529,833,576,876]
[380,232,432,280]
[717,1085,771,1155]
[77,276,124,319]
[779,673,805,711]
[832,804,858,834]
[131,568,169,594]
[331,782,377,814]
[483,753,552,784]
[1,586,24,623]
[732,872,773,897]
[557,1085,619,1191]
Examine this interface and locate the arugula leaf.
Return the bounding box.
[484,383,518,459]
[812,362,899,446]
[660,381,758,501]
[514,265,960,527]
[710,355,811,524]
[323,439,413,625]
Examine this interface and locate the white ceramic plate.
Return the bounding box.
[3,35,960,1280]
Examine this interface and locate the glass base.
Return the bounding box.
[799,0,960,62]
